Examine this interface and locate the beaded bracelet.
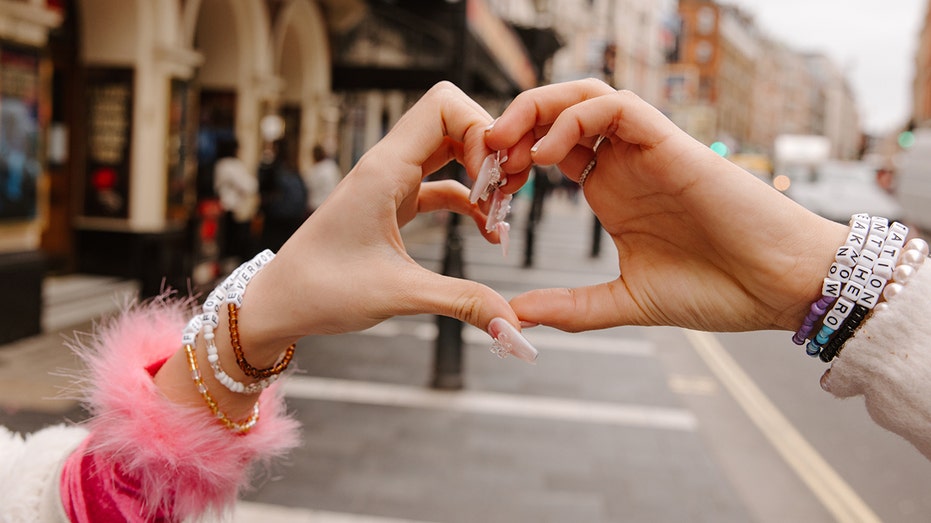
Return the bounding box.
[182,249,293,396]
[204,323,278,394]
[228,301,296,380]
[795,215,913,359]
[794,214,928,361]
[184,343,260,434]
[807,217,895,356]
[824,237,928,361]
[793,213,870,346]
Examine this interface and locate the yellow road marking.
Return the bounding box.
[685,330,881,523]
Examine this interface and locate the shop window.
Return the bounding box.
[0,44,40,221]
[83,68,133,219]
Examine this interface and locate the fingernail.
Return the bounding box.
[488,317,538,364]
[484,119,496,133]
[499,151,509,165]
[520,321,539,329]
[530,137,544,154]
[470,153,496,204]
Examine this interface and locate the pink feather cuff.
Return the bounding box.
[59,295,301,522]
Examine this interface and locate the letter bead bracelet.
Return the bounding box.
[793,214,928,362]
[181,250,296,431]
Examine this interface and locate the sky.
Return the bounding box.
[722,0,927,135]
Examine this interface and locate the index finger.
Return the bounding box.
[374,82,494,189]
[485,78,616,156]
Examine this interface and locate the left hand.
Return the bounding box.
[239,82,534,360]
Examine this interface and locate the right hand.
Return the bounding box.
[487,79,848,333]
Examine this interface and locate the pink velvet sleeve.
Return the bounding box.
[58,297,301,522]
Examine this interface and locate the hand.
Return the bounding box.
[486,79,848,333]
[239,82,536,361]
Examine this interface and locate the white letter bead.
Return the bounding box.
[869,218,888,237]
[828,263,852,282]
[823,298,853,328]
[866,274,887,291]
[872,258,895,279]
[849,266,871,287]
[863,234,885,254]
[891,221,909,235]
[858,287,881,309]
[203,297,220,314]
[851,217,870,233]
[879,245,901,261]
[226,292,244,307]
[182,332,196,345]
[857,249,878,269]
[822,278,842,297]
[885,230,907,249]
[835,246,859,267]
[200,312,219,329]
[840,281,864,301]
[845,232,866,249]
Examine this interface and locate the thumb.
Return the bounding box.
[398,266,539,363]
[510,280,635,332]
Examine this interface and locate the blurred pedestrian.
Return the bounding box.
[213,138,258,264]
[258,139,307,252]
[301,144,342,215]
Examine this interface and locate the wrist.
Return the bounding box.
[778,215,849,331]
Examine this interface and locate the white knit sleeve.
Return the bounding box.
[821,265,931,459]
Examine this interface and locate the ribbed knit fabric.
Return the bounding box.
[822,265,931,460]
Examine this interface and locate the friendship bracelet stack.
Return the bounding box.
[180,249,296,433]
[793,213,928,362]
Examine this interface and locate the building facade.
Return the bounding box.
[0,0,547,343]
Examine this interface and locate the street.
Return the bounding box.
[2,195,931,522]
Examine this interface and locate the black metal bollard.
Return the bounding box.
[590,214,602,258]
[432,211,465,390]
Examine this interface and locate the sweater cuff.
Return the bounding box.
[60,296,301,522]
[821,266,931,459]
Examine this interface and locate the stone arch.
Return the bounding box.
[272,0,333,171]
[183,0,276,171]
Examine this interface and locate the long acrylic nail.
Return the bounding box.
[487,317,538,364]
[470,153,497,204]
[520,321,539,329]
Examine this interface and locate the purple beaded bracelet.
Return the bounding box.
[792,295,837,345]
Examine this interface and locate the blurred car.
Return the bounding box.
[895,128,931,231]
[784,160,903,223]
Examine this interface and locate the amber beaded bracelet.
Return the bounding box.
[227,302,295,380]
[184,343,259,434]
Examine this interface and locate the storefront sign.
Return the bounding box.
[84,68,132,218]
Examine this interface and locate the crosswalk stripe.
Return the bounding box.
[360,319,654,356]
[233,501,434,523]
[283,376,696,431]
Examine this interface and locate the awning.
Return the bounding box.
[330,0,546,96]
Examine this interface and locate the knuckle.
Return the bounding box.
[451,293,483,326]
